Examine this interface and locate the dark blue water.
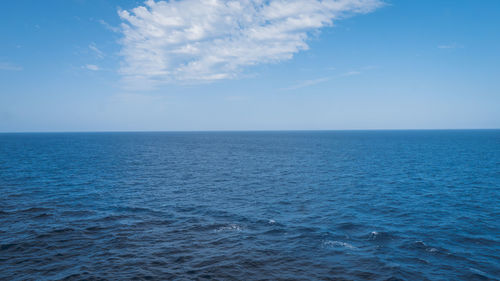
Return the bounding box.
[1,131,499,280]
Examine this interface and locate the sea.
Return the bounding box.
[0,130,499,280]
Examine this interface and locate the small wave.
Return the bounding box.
[20,207,52,213]
[369,231,379,240]
[34,213,52,219]
[457,236,498,246]
[115,206,159,215]
[469,268,488,277]
[408,240,445,254]
[53,227,76,234]
[336,222,362,231]
[263,228,286,235]
[366,231,393,242]
[214,224,242,233]
[268,219,276,224]
[323,240,356,249]
[95,214,129,222]
[37,227,76,239]
[0,243,17,251]
[85,226,108,232]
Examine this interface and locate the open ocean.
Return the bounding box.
[0,130,499,280]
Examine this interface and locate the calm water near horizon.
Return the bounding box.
[0,130,499,280]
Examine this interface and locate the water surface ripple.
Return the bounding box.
[0,131,499,280]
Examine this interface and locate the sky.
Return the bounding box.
[0,0,499,132]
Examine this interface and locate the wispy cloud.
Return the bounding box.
[98,19,120,33]
[438,43,463,49]
[89,43,104,58]
[341,70,361,76]
[0,62,23,71]
[283,77,332,90]
[85,64,100,71]
[118,0,383,88]
[283,66,374,90]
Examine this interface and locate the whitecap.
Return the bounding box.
[368,231,379,240]
[323,240,356,249]
[214,224,242,233]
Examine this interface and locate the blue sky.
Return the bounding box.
[1,0,499,132]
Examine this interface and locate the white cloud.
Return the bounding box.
[118,0,383,87]
[85,64,100,71]
[0,62,22,71]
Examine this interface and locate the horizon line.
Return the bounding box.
[1,128,499,134]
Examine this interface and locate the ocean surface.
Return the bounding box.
[0,130,499,280]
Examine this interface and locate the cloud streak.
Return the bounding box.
[283,77,332,90]
[0,62,23,71]
[85,64,100,71]
[282,66,375,90]
[438,43,463,49]
[118,0,382,87]
[341,70,361,76]
[89,43,104,58]
[99,19,121,33]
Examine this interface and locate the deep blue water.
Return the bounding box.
[0,130,499,280]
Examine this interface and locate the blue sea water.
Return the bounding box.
[0,130,499,280]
